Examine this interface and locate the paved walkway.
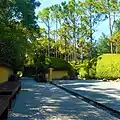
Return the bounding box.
[8,78,119,120]
[54,80,120,113]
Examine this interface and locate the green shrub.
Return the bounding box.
[79,67,88,78]
[70,58,97,79]
[96,54,120,79]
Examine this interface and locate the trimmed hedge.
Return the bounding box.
[96,54,120,79]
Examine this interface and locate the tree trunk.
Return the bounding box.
[64,39,67,60]
[73,0,77,61]
[116,45,118,54]
[89,4,93,59]
[108,13,113,53]
[55,18,58,58]
[80,46,83,62]
[53,32,56,57]
[48,21,50,57]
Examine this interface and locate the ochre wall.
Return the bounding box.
[0,66,13,83]
[52,70,68,79]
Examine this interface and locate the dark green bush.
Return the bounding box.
[48,57,71,70]
[96,54,120,79]
[89,58,97,78]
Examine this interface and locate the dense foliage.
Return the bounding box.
[96,54,120,79]
[0,0,40,69]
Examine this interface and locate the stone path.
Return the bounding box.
[8,78,119,120]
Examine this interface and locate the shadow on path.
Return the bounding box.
[54,80,120,113]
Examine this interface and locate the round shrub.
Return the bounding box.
[47,57,75,76]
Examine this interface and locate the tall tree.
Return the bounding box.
[96,33,110,55]
[38,7,52,57]
[78,0,105,58]
[50,4,61,57]
[95,0,119,53]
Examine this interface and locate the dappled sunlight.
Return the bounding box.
[21,88,35,92]
[61,82,97,86]
[46,98,62,103]
[45,115,76,120]
[9,111,44,119]
[42,105,60,112]
[34,92,41,95]
[9,78,119,120]
[60,96,72,100]
[10,112,30,118]
[34,84,47,88]
[51,87,59,91]
[74,87,120,100]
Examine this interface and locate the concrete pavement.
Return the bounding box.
[53,80,120,114]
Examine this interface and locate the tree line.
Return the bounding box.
[0,0,120,69]
[36,0,120,62]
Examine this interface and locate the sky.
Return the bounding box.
[36,0,110,41]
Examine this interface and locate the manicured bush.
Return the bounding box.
[47,57,75,76]
[96,54,120,79]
